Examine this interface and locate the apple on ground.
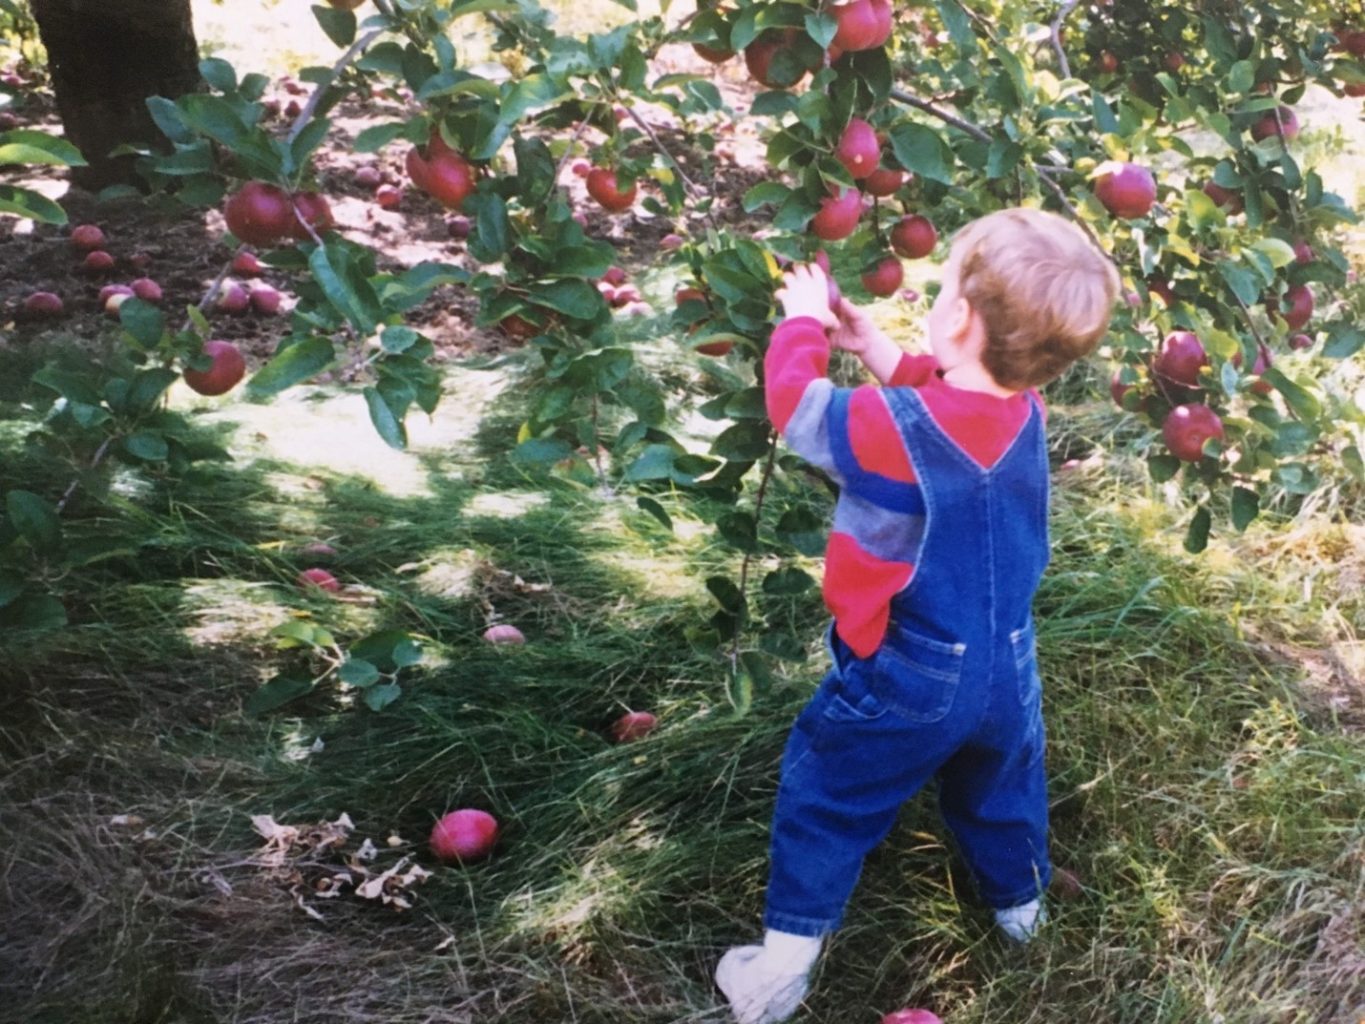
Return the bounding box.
[70,223,106,251]
[483,623,526,644]
[250,285,283,315]
[82,250,115,274]
[216,283,251,315]
[429,809,499,864]
[354,165,383,189]
[447,214,471,239]
[183,340,246,396]
[376,184,403,209]
[1051,866,1085,900]
[571,159,591,178]
[131,278,162,303]
[881,1011,943,1024]
[1288,332,1314,350]
[23,291,64,317]
[1093,161,1157,219]
[602,266,627,286]
[890,215,937,259]
[586,168,637,213]
[661,233,685,249]
[284,99,302,119]
[610,711,658,743]
[297,567,341,593]
[1163,404,1225,462]
[129,252,153,271]
[231,251,263,276]
[611,284,641,308]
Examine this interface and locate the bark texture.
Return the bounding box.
[30,0,201,190]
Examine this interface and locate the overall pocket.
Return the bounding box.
[822,625,890,723]
[867,627,965,724]
[1010,619,1043,711]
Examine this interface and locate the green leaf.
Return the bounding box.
[381,326,420,354]
[0,184,68,225]
[1183,506,1211,554]
[247,337,335,397]
[339,658,381,688]
[528,279,600,319]
[762,566,814,595]
[1323,323,1364,359]
[706,575,745,613]
[61,536,138,567]
[635,496,673,531]
[6,491,61,552]
[0,575,22,609]
[119,299,166,350]
[0,129,87,167]
[888,123,954,184]
[363,683,402,711]
[470,192,510,260]
[1231,486,1259,532]
[1217,260,1260,307]
[309,244,382,333]
[0,593,67,631]
[717,511,758,552]
[742,181,791,212]
[126,367,178,412]
[312,4,356,47]
[726,666,754,717]
[199,57,237,93]
[512,438,573,466]
[1252,238,1296,269]
[124,431,169,462]
[1261,368,1321,420]
[392,638,423,668]
[625,443,676,481]
[364,386,408,451]
[355,122,409,153]
[776,508,825,555]
[1147,454,1181,483]
[146,97,194,144]
[1343,445,1365,483]
[245,674,315,715]
[513,135,556,205]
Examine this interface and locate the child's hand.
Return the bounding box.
[775,265,839,330]
[828,296,878,355]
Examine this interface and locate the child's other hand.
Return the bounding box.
[828,296,877,355]
[775,264,839,331]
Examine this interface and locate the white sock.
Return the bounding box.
[715,929,822,1024]
[994,898,1046,943]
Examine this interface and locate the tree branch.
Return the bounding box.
[1050,0,1081,79]
[286,26,386,148]
[889,87,990,143]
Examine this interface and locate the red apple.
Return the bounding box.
[676,287,707,306]
[744,28,810,89]
[1339,27,1365,57]
[890,214,937,259]
[289,191,334,239]
[811,185,862,241]
[571,159,591,178]
[447,214,472,239]
[231,251,263,276]
[216,283,250,315]
[128,252,153,271]
[1251,106,1299,142]
[376,184,403,209]
[861,254,904,297]
[1345,83,1365,98]
[297,567,341,593]
[354,165,383,189]
[499,315,540,341]
[284,99,303,119]
[183,340,246,396]
[1110,368,1133,407]
[429,809,499,864]
[882,1011,943,1024]
[602,266,628,286]
[1202,181,1242,214]
[1292,240,1314,264]
[611,284,641,307]
[1288,332,1313,350]
[250,285,282,315]
[1164,51,1185,72]
[1163,404,1224,462]
[1270,283,1313,330]
[661,233,685,249]
[836,117,880,179]
[22,291,64,317]
[586,168,637,213]
[1147,275,1175,306]
[0,111,19,130]
[82,250,115,274]
[1098,50,1119,74]
[695,338,734,356]
[1051,867,1085,901]
[224,181,295,247]
[1154,330,1207,386]
[863,167,907,196]
[610,711,659,743]
[99,283,134,307]
[694,40,734,63]
[830,0,890,52]
[130,278,162,304]
[425,150,478,209]
[483,624,526,644]
[1094,161,1157,219]
[70,223,106,251]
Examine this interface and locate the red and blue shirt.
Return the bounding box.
[765,316,1046,658]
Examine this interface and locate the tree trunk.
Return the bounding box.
[29,0,201,191]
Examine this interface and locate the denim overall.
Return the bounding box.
[763,385,1052,938]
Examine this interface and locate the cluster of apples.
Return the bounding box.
[223,181,334,247]
[726,0,894,88]
[353,163,404,210]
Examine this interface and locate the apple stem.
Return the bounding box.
[285,26,387,148]
[1048,0,1081,80]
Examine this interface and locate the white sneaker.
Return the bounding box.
[994,898,1046,943]
[715,930,822,1024]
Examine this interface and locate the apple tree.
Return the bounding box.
[5,0,1364,710]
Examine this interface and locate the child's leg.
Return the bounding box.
[935,729,1051,935]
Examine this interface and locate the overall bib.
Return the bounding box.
[764,386,1052,938]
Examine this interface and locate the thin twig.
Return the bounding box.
[1050,0,1081,79]
[889,87,990,143]
[552,113,596,184]
[1035,167,1117,265]
[621,101,721,232]
[729,440,777,671]
[55,436,113,514]
[286,27,386,147]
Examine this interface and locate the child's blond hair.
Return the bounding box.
[953,208,1120,390]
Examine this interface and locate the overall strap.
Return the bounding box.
[827,388,926,515]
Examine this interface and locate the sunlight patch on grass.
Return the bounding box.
[397,546,484,600]
[187,368,508,498]
[181,579,294,647]
[466,492,548,518]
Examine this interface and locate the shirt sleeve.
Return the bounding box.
[764,316,850,480]
[889,352,939,387]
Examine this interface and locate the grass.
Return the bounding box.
[2,322,1363,1024]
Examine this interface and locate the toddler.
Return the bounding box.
[716,208,1120,1024]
